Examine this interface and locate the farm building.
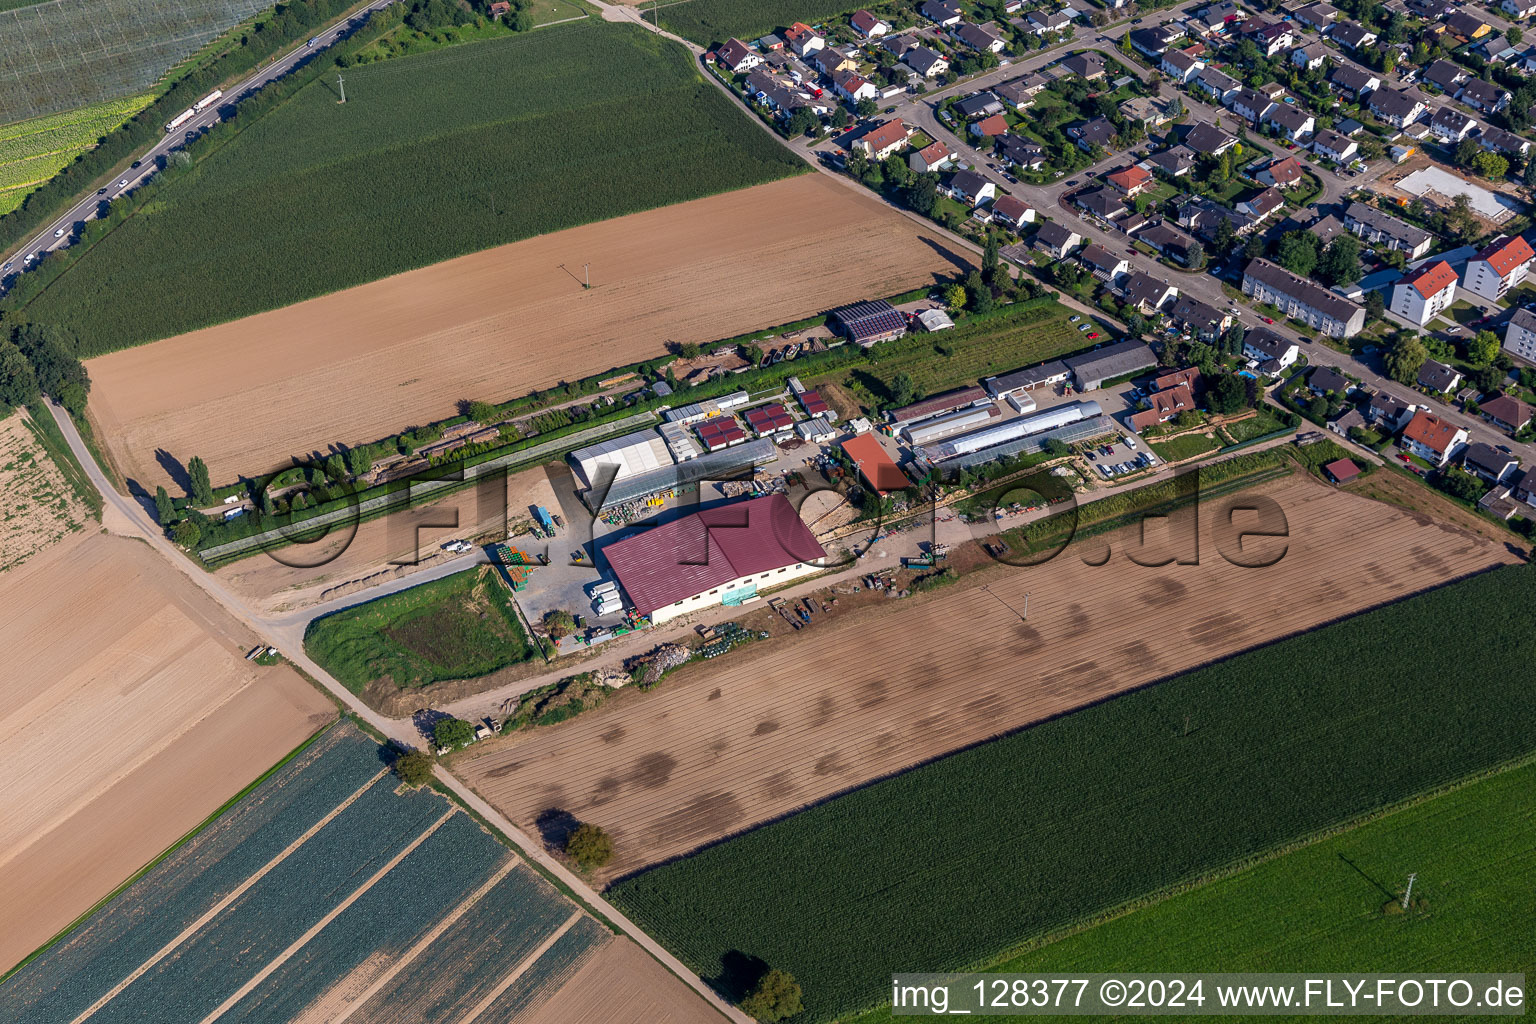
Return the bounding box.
[744,403,795,435]
[588,438,777,511]
[569,428,674,490]
[1323,458,1361,484]
[657,421,703,462]
[663,391,750,425]
[601,494,827,624]
[830,299,908,346]
[795,417,837,443]
[696,418,749,452]
[842,432,913,495]
[794,386,836,420]
[887,385,990,423]
[919,401,1113,471]
[901,404,1001,445]
[1062,340,1158,390]
[984,360,1071,399]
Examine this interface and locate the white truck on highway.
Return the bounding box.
[193,89,223,112]
[164,107,195,133]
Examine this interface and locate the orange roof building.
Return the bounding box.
[1465,234,1536,300]
[1105,164,1153,196]
[1400,409,1468,465]
[1389,259,1457,327]
[842,433,912,495]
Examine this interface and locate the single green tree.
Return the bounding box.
[943,283,968,313]
[170,518,201,547]
[740,969,804,1022]
[346,446,373,477]
[542,609,578,639]
[433,717,477,751]
[394,749,435,787]
[153,486,174,525]
[466,399,497,423]
[0,338,39,409]
[565,822,615,870]
[187,456,213,507]
[1384,332,1428,385]
[888,372,917,408]
[1468,330,1500,367]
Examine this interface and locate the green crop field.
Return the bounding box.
[22,22,806,356]
[849,760,1536,1024]
[1148,430,1222,462]
[609,564,1536,1022]
[0,95,153,215]
[304,566,535,694]
[642,0,865,46]
[0,0,271,125]
[819,300,1093,410]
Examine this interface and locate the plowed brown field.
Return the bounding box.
[85,175,965,490]
[456,476,1518,883]
[0,531,336,972]
[519,934,726,1024]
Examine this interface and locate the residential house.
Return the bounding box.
[487,1,511,19]
[1507,307,1536,363]
[1238,186,1286,221]
[1119,95,1179,128]
[717,38,762,73]
[1266,102,1315,140]
[1027,8,1072,33]
[1328,65,1380,99]
[1229,87,1277,123]
[1129,383,1198,430]
[1188,1,1240,36]
[1295,2,1340,31]
[903,45,950,77]
[954,21,1007,52]
[1368,88,1426,127]
[1503,0,1536,17]
[1118,210,1149,236]
[946,169,996,206]
[1258,155,1305,188]
[991,194,1036,229]
[853,119,911,160]
[970,113,1010,138]
[1308,365,1352,395]
[998,134,1046,170]
[1406,0,1448,15]
[1195,66,1241,102]
[834,70,878,102]
[1170,295,1232,338]
[1458,79,1510,114]
[1462,442,1519,482]
[1429,106,1478,143]
[1138,221,1199,263]
[1389,259,1458,326]
[1242,325,1301,371]
[1249,20,1295,56]
[1309,213,1348,244]
[1079,243,1130,283]
[1122,271,1179,313]
[1368,391,1417,430]
[811,46,856,75]
[1162,48,1206,82]
[1478,126,1531,158]
[1061,51,1108,80]
[850,9,890,37]
[1515,467,1536,506]
[955,92,1006,119]
[1068,117,1118,151]
[880,33,915,58]
[1106,164,1154,196]
[1400,409,1468,465]
[1331,20,1377,49]
[1033,220,1082,259]
[1145,145,1197,177]
[744,71,810,116]
[995,79,1041,110]
[1343,202,1433,258]
[1417,358,1463,393]
[1242,258,1368,337]
[1462,234,1536,301]
[1445,11,1490,40]
[910,139,952,173]
[1129,25,1180,56]
[1481,393,1534,433]
[1423,58,1469,94]
[1177,195,1255,239]
[1075,186,1126,222]
[784,22,825,56]
[921,0,963,26]
[1152,367,1202,393]
[1293,42,1328,69]
[1183,121,1237,156]
[1311,127,1358,162]
[1328,408,1367,440]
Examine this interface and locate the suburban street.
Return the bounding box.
[0,0,396,276]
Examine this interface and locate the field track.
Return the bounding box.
[0,530,335,973]
[84,175,965,490]
[456,476,1518,882]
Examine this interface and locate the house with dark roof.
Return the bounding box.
[1079,243,1130,283]
[1170,295,1231,339]
[717,38,762,73]
[953,21,1006,52]
[1308,365,1352,395]
[1242,325,1300,370]
[1429,105,1478,143]
[1229,87,1277,123]
[946,169,995,206]
[991,194,1035,229]
[1480,392,1534,433]
[1266,101,1315,140]
[1462,441,1519,482]
[1121,271,1179,313]
[1446,10,1490,40]
[1162,48,1205,82]
[1176,195,1254,240]
[920,0,963,25]
[1027,8,1072,33]
[1368,88,1426,127]
[995,79,1040,110]
[1416,358,1463,394]
[1242,259,1367,337]
[1129,25,1179,56]
[1459,78,1510,114]
[1032,220,1082,259]
[1074,186,1125,222]
[1329,66,1382,102]
[1479,126,1531,158]
[1311,128,1358,163]
[903,45,950,77]
[1145,145,1196,177]
[1367,391,1417,431]
[955,92,1006,119]
[1343,202,1432,258]
[1194,66,1240,102]
[1295,2,1339,30]
[998,134,1046,170]
[1331,20,1377,49]
[1423,58,1469,94]
[1237,186,1286,221]
[1138,221,1198,263]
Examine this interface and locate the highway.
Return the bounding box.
[1,0,395,277]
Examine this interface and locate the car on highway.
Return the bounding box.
[97,187,107,195]
[1,262,9,271]
[117,178,128,188]
[131,160,141,168]
[53,228,64,238]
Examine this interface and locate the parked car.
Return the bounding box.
[1087,332,1099,339]
[1261,316,1275,324]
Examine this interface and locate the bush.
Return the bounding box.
[393,748,435,786]
[433,717,476,751]
[565,822,614,871]
[741,969,804,1022]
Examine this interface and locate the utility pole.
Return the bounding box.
[584,263,590,289]
[1402,873,1416,911]
[337,72,346,104]
[1023,592,1030,619]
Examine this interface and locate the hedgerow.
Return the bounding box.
[609,563,1536,1022]
[20,22,806,355]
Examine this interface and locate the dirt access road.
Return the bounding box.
[456,474,1520,883]
[84,174,965,491]
[0,529,336,974]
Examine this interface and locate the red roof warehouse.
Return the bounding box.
[602,495,826,621]
[841,433,911,495]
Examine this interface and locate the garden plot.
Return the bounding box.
[0,409,87,571]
